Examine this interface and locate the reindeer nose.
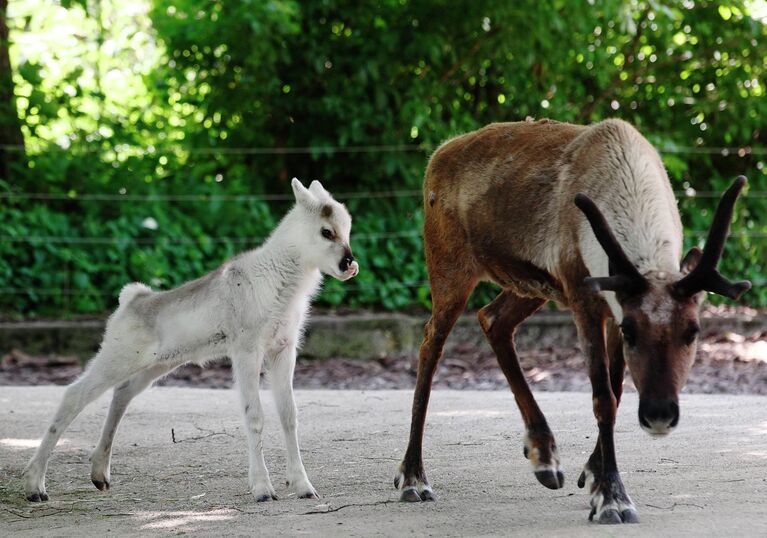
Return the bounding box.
[638,398,680,436]
[339,251,355,273]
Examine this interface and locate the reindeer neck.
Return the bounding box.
[238,213,322,308]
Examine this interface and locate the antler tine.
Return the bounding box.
[673,176,751,299]
[696,175,747,271]
[574,193,647,294]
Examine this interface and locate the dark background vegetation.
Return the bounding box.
[0,0,765,318]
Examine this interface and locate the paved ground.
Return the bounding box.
[1,387,766,537]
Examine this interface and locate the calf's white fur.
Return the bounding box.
[22,178,359,502]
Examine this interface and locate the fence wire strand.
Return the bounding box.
[0,142,765,156]
[2,230,767,246]
[3,189,767,202]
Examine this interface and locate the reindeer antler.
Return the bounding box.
[672,176,751,300]
[574,193,648,295]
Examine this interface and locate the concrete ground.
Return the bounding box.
[1,387,766,537]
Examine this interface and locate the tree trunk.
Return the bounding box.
[0,0,24,181]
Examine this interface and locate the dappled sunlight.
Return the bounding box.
[134,508,237,530]
[0,438,73,450]
[699,339,767,363]
[1,438,44,450]
[742,341,767,362]
[749,421,767,435]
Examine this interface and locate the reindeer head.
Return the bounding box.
[291,178,359,281]
[575,177,750,436]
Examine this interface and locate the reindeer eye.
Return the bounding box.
[683,322,700,346]
[321,228,334,240]
[620,318,637,347]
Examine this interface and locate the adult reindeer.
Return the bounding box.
[394,118,750,524]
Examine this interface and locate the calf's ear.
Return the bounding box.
[308,180,329,199]
[292,178,317,208]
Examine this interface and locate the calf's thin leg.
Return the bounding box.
[90,363,177,491]
[478,291,563,489]
[23,347,147,501]
[572,305,638,524]
[232,351,276,502]
[395,273,476,502]
[268,345,318,499]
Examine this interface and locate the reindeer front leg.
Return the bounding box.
[232,348,277,502]
[573,306,638,524]
[577,320,630,499]
[268,343,318,500]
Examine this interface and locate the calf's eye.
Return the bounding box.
[321,228,334,240]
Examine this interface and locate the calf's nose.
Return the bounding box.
[339,252,355,272]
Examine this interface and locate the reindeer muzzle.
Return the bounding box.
[638,397,680,436]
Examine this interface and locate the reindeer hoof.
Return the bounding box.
[298,491,319,500]
[394,464,436,502]
[589,505,639,524]
[577,470,587,488]
[621,508,640,523]
[419,488,437,502]
[534,469,564,490]
[588,472,638,524]
[92,479,110,491]
[26,492,49,502]
[597,508,623,524]
[400,487,422,502]
[255,493,278,502]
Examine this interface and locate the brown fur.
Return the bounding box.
[397,118,747,521]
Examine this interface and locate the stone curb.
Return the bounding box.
[1,310,765,364]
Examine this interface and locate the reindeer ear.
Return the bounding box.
[292,178,317,208]
[673,176,751,300]
[680,247,703,275]
[308,180,329,199]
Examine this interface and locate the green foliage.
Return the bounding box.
[1,0,765,318]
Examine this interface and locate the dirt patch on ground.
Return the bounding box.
[2,330,766,394]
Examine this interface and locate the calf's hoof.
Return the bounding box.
[92,479,110,491]
[26,492,49,502]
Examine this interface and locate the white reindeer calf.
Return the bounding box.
[23,178,359,503]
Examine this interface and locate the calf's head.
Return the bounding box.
[575,177,750,436]
[291,178,359,280]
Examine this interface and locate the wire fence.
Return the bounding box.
[0,189,424,202]
[0,142,766,156]
[2,188,767,202]
[2,141,764,302]
[0,281,430,298]
[0,143,427,155]
[0,230,424,245]
[2,230,767,247]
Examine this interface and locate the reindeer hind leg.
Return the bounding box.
[90,362,177,491]
[23,340,152,502]
[395,268,477,502]
[477,290,564,490]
